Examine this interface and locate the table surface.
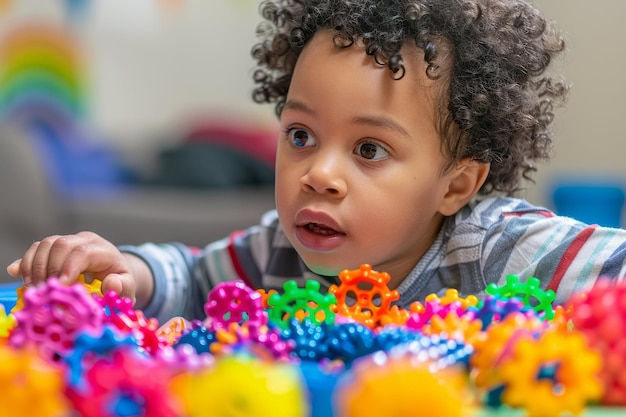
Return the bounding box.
[474,406,625,416]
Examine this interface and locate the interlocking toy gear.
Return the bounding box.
[485,275,556,320]
[204,280,267,330]
[268,280,337,329]
[499,328,603,417]
[329,264,399,329]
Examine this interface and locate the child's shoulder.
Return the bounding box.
[454,196,557,231]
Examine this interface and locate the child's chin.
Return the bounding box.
[303,261,343,277]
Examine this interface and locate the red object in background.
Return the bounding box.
[184,120,279,167]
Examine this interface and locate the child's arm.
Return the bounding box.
[5,231,154,307]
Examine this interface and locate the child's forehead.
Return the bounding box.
[299,29,447,92]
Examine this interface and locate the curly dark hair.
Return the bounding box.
[251,0,568,196]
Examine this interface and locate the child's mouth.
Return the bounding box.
[296,221,346,252]
[306,223,338,235]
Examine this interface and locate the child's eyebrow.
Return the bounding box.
[284,99,409,138]
[351,115,410,138]
[283,99,316,115]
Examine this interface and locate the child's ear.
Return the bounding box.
[438,159,490,216]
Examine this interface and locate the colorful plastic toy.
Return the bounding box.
[424,309,483,344]
[97,290,167,356]
[298,360,344,417]
[174,322,217,354]
[426,288,479,309]
[157,316,192,346]
[470,313,547,399]
[377,304,411,326]
[335,349,471,417]
[0,304,16,338]
[0,343,70,416]
[469,294,531,330]
[209,321,294,361]
[257,288,278,308]
[268,280,337,329]
[9,277,104,361]
[406,298,466,329]
[498,328,603,417]
[172,354,307,417]
[65,347,182,417]
[282,317,331,361]
[485,275,556,320]
[0,264,623,417]
[11,273,102,314]
[329,264,399,329]
[566,278,626,405]
[325,321,378,366]
[204,280,267,330]
[63,325,138,388]
[247,322,295,361]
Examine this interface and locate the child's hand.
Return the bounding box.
[6,231,138,304]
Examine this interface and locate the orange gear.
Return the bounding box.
[336,352,471,417]
[470,313,545,391]
[257,289,277,309]
[211,322,249,356]
[0,344,70,415]
[409,301,425,314]
[499,328,603,417]
[379,305,411,327]
[157,316,191,346]
[423,310,483,345]
[328,264,399,329]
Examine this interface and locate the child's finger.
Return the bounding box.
[6,259,21,277]
[45,235,90,283]
[18,239,48,285]
[102,273,136,305]
[30,235,72,284]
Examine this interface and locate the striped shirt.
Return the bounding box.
[119,197,626,323]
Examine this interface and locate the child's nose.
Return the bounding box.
[300,153,347,197]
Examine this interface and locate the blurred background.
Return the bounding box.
[0,0,625,281]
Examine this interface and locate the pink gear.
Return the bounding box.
[97,290,168,356]
[204,280,267,331]
[567,278,626,405]
[405,298,467,331]
[10,278,104,362]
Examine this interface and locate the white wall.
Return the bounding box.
[0,0,276,173]
[525,0,626,206]
[84,0,277,173]
[2,0,626,206]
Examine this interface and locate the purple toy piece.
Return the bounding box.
[10,277,104,362]
[204,280,267,331]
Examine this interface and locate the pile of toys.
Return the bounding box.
[0,263,625,417]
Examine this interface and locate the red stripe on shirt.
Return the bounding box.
[502,210,555,218]
[546,225,598,293]
[226,230,254,289]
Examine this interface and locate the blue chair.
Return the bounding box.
[551,180,625,228]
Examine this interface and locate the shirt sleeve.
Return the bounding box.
[480,202,626,304]
[117,210,280,323]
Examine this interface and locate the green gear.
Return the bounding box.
[485,275,556,320]
[267,280,337,329]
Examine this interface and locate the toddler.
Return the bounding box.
[8,0,626,322]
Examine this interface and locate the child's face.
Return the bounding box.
[275,30,459,286]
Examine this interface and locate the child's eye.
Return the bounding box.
[355,141,389,160]
[287,128,316,147]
